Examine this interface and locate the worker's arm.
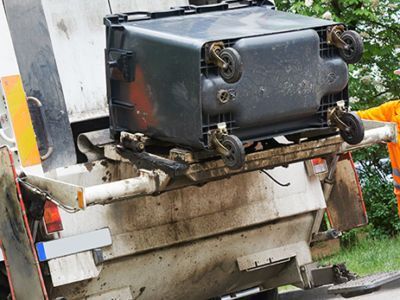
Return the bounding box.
[357,101,400,122]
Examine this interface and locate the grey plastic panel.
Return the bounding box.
[201,30,348,139]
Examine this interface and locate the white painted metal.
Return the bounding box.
[26,173,83,209]
[41,0,188,122]
[0,3,19,77]
[0,84,20,168]
[0,3,19,157]
[26,159,136,208]
[84,169,169,206]
[26,167,169,209]
[48,251,102,287]
[0,86,16,149]
[36,228,112,261]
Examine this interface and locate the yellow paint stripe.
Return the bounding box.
[1,75,41,166]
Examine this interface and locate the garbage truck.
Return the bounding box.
[1,0,399,299]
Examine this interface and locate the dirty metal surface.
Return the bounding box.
[328,271,400,295]
[48,159,137,185]
[0,146,47,299]
[48,251,102,287]
[327,156,367,231]
[85,286,133,300]
[186,120,396,183]
[186,135,342,182]
[119,148,188,177]
[25,120,395,210]
[53,213,314,300]
[27,135,338,210]
[56,163,325,260]
[237,243,298,272]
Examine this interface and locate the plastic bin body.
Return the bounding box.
[105,4,348,149]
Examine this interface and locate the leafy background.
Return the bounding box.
[277,0,400,237]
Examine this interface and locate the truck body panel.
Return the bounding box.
[0,1,397,299]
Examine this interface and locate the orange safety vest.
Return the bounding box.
[357,100,400,215]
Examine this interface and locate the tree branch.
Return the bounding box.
[369,89,390,101]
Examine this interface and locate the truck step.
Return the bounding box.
[328,271,400,298]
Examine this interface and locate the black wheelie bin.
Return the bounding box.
[105,0,364,169]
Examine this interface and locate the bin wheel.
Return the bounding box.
[339,112,364,145]
[221,135,245,170]
[339,31,364,64]
[219,47,242,83]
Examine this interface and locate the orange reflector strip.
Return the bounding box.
[1,75,41,167]
[77,190,85,209]
[43,201,63,234]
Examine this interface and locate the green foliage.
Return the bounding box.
[276,0,400,106]
[320,235,400,275]
[340,228,359,248]
[277,0,400,236]
[353,146,400,237]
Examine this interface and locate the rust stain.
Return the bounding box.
[327,159,367,231]
[84,162,94,172]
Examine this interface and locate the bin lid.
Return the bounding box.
[122,5,338,43]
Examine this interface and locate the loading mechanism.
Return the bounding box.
[23,120,396,210]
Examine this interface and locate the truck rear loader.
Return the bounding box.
[0,0,399,299]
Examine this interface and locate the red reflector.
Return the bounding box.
[311,158,324,165]
[311,158,328,174]
[43,201,63,234]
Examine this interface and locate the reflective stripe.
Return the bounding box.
[35,228,112,262]
[1,76,41,167]
[394,168,400,177]
[394,182,400,190]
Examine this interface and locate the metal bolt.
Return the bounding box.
[217,89,231,104]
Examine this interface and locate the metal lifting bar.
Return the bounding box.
[24,120,396,211]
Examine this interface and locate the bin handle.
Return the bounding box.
[27,96,54,161]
